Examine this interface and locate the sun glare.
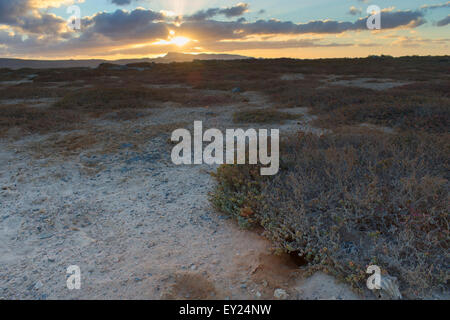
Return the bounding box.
[171,36,191,47]
[152,30,192,47]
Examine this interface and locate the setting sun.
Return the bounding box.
[152,32,192,47]
[171,36,191,47]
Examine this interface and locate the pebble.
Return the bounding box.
[274,289,289,300]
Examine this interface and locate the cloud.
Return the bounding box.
[82,8,168,40]
[0,3,437,58]
[0,0,68,34]
[21,12,68,34]
[388,34,450,47]
[239,10,425,35]
[111,0,132,5]
[421,1,450,10]
[30,0,84,8]
[348,6,362,16]
[220,3,249,17]
[377,9,426,28]
[437,15,450,26]
[185,3,249,21]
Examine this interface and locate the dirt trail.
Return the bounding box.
[0,91,360,300]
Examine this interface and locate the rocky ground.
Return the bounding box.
[0,82,363,300]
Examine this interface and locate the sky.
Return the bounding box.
[0,0,449,60]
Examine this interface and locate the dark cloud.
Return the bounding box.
[379,10,426,28]
[220,3,249,17]
[0,0,29,25]
[20,13,66,34]
[352,10,425,30]
[185,3,249,21]
[111,0,133,5]
[0,0,66,34]
[436,15,450,26]
[242,19,354,35]
[236,10,425,35]
[82,9,168,40]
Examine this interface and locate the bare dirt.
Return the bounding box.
[0,87,361,300]
[321,75,411,90]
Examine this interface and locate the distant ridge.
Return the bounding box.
[0,52,252,69]
[156,52,250,62]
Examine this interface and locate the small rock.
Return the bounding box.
[232,87,242,93]
[256,291,262,298]
[274,289,289,300]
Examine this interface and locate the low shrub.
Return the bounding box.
[233,109,302,124]
[211,130,449,298]
[0,84,68,100]
[0,104,81,136]
[54,86,235,111]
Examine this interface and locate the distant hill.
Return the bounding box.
[154,52,250,63]
[0,52,252,69]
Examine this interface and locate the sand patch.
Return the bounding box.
[322,75,411,90]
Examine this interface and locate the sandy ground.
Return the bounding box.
[0,88,361,300]
[321,75,411,90]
